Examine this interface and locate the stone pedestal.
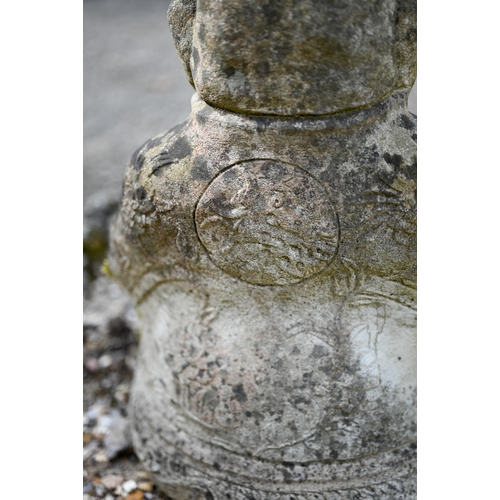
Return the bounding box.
[110,1,417,498]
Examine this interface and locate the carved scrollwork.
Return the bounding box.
[195,160,339,285]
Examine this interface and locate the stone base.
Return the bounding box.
[130,383,416,500]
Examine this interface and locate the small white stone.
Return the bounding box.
[101,377,113,389]
[98,354,113,369]
[83,441,98,461]
[86,404,104,421]
[94,484,106,497]
[93,413,113,436]
[101,474,124,490]
[84,357,99,372]
[137,481,154,492]
[114,383,129,403]
[94,450,109,463]
[122,480,137,493]
[103,411,131,459]
[104,495,114,500]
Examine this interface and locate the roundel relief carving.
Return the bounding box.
[195,160,339,285]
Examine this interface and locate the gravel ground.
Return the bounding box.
[83,192,171,500]
[83,277,170,500]
[83,276,174,500]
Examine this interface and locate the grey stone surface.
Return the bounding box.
[107,1,417,498]
[172,0,415,116]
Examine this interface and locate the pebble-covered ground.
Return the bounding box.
[83,3,187,495]
[83,193,171,500]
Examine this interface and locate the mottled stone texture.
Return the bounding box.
[169,0,416,116]
[110,1,417,498]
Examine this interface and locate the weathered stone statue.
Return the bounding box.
[109,0,417,498]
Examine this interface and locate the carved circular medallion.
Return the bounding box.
[195,160,338,285]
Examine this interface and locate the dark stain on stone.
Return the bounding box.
[307,156,322,170]
[255,60,270,77]
[255,117,273,132]
[232,383,248,403]
[151,136,192,176]
[133,186,147,201]
[130,145,146,172]
[319,169,332,184]
[198,23,207,44]
[281,467,293,484]
[169,136,192,160]
[223,66,237,78]
[191,46,199,70]
[152,164,172,177]
[131,136,165,172]
[261,2,282,24]
[272,358,283,370]
[146,136,164,149]
[274,40,294,60]
[204,491,214,500]
[364,144,380,163]
[411,133,417,142]
[312,344,329,358]
[192,156,211,181]
[398,114,415,131]
[202,389,220,410]
[170,453,187,475]
[383,152,403,169]
[318,361,333,375]
[408,161,417,178]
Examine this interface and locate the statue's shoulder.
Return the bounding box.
[120,119,199,215]
[110,120,199,294]
[128,120,193,177]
